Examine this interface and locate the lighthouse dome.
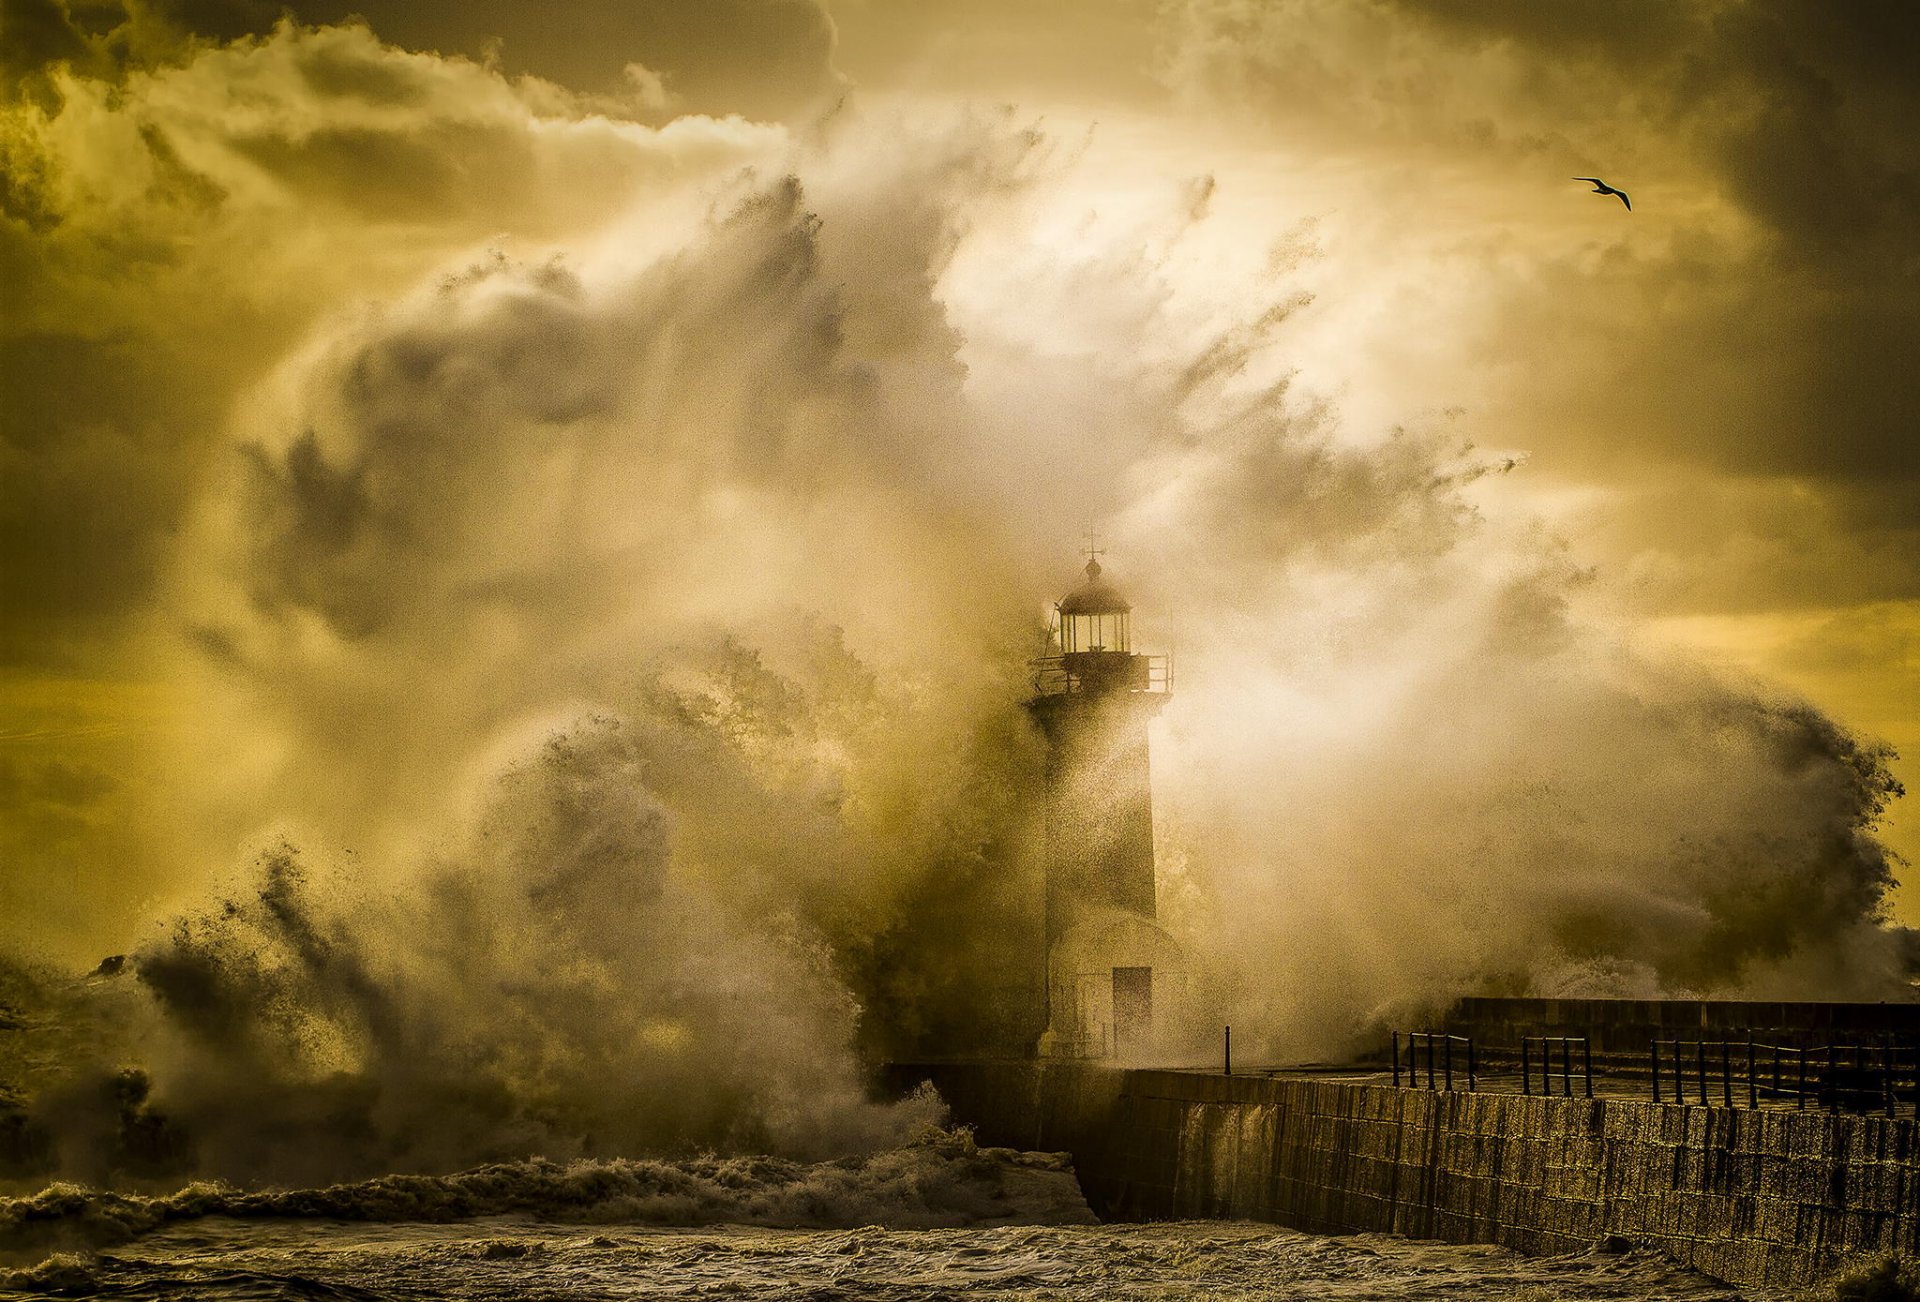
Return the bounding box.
[1058,557,1132,616]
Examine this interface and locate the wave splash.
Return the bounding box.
[0,1128,1092,1268]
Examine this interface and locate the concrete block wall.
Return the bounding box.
[889,1063,1918,1288]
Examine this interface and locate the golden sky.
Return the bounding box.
[2,0,1915,1001]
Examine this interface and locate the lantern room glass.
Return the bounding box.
[1062,610,1130,654]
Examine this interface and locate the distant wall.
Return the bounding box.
[1440,997,1920,1056]
[891,1063,1917,1288]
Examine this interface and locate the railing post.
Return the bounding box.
[1467,1037,1477,1092]
[1391,1031,1400,1088]
[1652,1040,1661,1105]
[1885,1034,1895,1118]
[1721,1042,1733,1109]
[1444,1035,1454,1092]
[1522,1038,1532,1096]
[1797,1048,1806,1110]
[1426,1035,1436,1090]
[1224,1025,1232,1077]
[1562,1038,1572,1098]
[1746,1035,1757,1110]
[1583,1038,1593,1099]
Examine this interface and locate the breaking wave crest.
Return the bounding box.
[0,1129,1092,1268]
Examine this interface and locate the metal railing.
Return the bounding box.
[1028,652,1172,697]
[1521,1036,1592,1098]
[1651,1036,1920,1115]
[1392,1032,1476,1091]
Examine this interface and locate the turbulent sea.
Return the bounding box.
[0,1142,1759,1301]
[0,1220,1762,1302]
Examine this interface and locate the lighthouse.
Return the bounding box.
[1028,551,1181,1060]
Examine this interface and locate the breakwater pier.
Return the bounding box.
[892,1043,1920,1288]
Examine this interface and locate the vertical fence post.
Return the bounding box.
[1467,1037,1477,1092]
[1885,1034,1895,1118]
[1584,1038,1593,1099]
[1652,1040,1662,1105]
[1444,1035,1454,1092]
[1721,1043,1733,1109]
[1746,1035,1757,1110]
[1561,1039,1573,1098]
[1697,1040,1708,1107]
[1391,1031,1400,1088]
[1797,1048,1806,1110]
[1523,1039,1532,1096]
[1426,1035,1436,1090]
[1224,1025,1232,1077]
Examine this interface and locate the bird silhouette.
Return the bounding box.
[1574,177,1630,211]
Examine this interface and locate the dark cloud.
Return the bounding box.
[1387,0,1699,60]
[0,0,92,84]
[228,0,844,118]
[0,332,206,664]
[0,757,118,810]
[828,0,1164,107]
[231,121,546,221]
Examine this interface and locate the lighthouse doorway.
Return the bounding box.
[1112,966,1153,1057]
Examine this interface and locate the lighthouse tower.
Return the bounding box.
[1028,551,1180,1060]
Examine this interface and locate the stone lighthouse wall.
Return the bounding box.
[891,1061,1914,1288]
[1029,690,1163,932]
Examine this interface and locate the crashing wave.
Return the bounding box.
[0,1129,1092,1265]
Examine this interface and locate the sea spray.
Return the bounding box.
[0,1127,1092,1265]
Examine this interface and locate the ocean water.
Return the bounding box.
[0,1141,1762,1301]
[0,1219,1762,1302]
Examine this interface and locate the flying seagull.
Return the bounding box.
[1574,177,1630,211]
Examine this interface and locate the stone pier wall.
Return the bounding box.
[890,1063,1918,1288]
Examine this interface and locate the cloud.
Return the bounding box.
[160,0,847,118]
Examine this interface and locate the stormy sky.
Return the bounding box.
[2,0,1916,980]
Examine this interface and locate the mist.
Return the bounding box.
[0,16,1908,1182]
